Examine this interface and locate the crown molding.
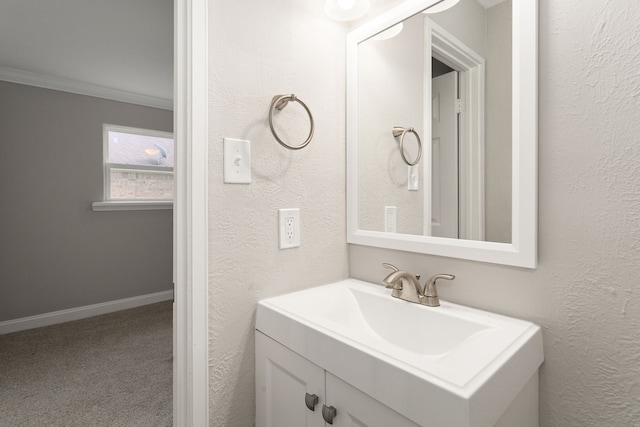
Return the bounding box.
[0,65,173,111]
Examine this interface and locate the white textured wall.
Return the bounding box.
[350,0,640,425]
[358,13,425,234]
[207,1,349,425]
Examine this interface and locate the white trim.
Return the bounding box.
[92,201,173,211]
[0,65,173,111]
[174,0,209,425]
[109,165,174,173]
[426,19,486,241]
[0,290,174,335]
[346,0,538,268]
[104,124,175,140]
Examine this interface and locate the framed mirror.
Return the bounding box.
[346,0,537,268]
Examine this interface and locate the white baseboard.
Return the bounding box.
[0,290,174,335]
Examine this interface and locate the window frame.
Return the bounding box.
[95,124,175,210]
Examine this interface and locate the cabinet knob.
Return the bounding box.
[304,393,319,411]
[322,405,337,424]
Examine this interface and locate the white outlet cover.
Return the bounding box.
[223,137,251,184]
[384,206,397,233]
[279,208,300,249]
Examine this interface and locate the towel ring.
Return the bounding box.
[269,94,315,150]
[392,126,422,166]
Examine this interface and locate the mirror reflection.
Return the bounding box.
[357,0,512,243]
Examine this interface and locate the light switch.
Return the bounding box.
[223,137,251,184]
[408,165,419,191]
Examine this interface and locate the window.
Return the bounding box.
[103,124,175,202]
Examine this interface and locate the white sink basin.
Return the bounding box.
[256,279,543,427]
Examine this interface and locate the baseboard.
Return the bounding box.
[0,290,174,335]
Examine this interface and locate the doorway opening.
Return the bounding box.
[425,18,485,241]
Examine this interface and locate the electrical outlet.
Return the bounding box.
[279,208,300,249]
[385,206,397,233]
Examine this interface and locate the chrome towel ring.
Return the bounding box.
[269,94,315,150]
[392,126,422,166]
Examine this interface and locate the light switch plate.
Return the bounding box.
[223,137,251,184]
[408,165,419,191]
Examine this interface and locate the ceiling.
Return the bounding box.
[0,0,173,108]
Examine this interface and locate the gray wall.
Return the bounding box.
[0,81,173,321]
[350,0,640,425]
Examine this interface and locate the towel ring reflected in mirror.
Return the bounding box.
[392,126,422,166]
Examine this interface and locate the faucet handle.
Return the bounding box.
[429,274,455,286]
[382,263,403,290]
[382,264,421,289]
[382,263,399,272]
[422,274,455,307]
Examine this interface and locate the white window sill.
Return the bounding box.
[92,201,173,211]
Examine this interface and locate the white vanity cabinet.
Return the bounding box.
[325,372,419,427]
[256,332,418,427]
[256,280,543,427]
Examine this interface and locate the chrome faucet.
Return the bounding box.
[382,263,454,307]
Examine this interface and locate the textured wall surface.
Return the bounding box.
[207,1,349,425]
[350,0,640,425]
[358,13,425,234]
[0,82,173,321]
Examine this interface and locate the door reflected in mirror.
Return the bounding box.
[357,0,512,244]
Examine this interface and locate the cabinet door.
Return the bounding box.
[326,372,420,427]
[256,332,325,427]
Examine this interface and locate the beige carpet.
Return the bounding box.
[0,301,173,427]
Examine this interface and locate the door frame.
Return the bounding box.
[425,18,485,241]
[174,0,209,425]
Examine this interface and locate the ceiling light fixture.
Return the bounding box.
[422,0,460,14]
[325,0,370,21]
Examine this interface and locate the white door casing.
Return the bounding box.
[425,18,485,241]
[173,0,209,425]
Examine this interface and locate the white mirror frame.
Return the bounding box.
[346,0,538,268]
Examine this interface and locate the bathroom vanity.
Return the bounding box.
[255,279,543,427]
